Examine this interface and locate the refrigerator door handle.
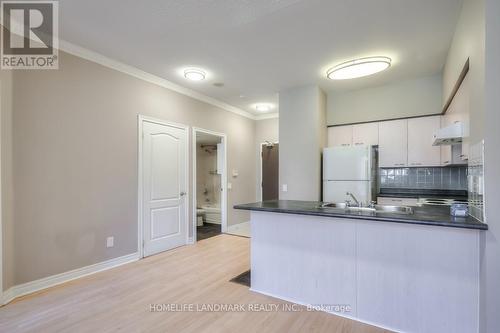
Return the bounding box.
[367,180,372,205]
[365,158,369,179]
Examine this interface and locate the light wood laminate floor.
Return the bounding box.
[0,234,391,333]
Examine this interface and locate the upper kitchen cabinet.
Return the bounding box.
[379,119,408,167]
[442,74,470,161]
[328,125,353,147]
[440,116,453,166]
[440,115,467,166]
[457,74,470,160]
[407,116,441,167]
[352,122,379,146]
[328,122,378,147]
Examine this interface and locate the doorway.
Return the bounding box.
[138,116,189,257]
[261,142,279,201]
[192,128,227,242]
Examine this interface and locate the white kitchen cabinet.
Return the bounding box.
[352,122,379,146]
[407,116,441,167]
[441,113,467,165]
[441,142,467,166]
[440,116,453,166]
[440,113,466,165]
[378,119,408,167]
[458,75,470,160]
[441,74,470,161]
[328,125,353,147]
[377,197,419,207]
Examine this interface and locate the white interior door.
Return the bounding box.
[142,120,187,257]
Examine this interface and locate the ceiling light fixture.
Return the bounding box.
[255,104,272,112]
[326,56,391,80]
[184,68,206,81]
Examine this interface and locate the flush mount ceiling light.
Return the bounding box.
[326,56,391,80]
[255,103,272,112]
[184,68,206,81]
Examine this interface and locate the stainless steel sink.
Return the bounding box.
[318,202,413,215]
[318,202,348,209]
[347,206,377,213]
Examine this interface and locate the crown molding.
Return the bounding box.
[255,112,279,120]
[58,40,258,120]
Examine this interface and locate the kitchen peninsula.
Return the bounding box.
[235,200,487,333]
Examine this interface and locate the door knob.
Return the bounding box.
[180,192,186,197]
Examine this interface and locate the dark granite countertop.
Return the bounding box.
[234,200,487,230]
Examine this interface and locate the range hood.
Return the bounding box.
[433,121,463,146]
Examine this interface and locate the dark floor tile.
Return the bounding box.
[197,222,221,241]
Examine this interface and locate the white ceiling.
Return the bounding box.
[58,0,463,116]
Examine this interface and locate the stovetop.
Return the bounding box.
[417,197,468,206]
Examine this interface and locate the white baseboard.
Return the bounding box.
[2,252,139,306]
[249,288,402,333]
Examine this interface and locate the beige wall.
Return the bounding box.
[1,51,256,288]
[255,118,279,200]
[481,0,500,331]
[443,0,485,145]
[1,69,14,291]
[279,85,326,201]
[327,73,443,125]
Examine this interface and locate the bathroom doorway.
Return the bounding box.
[192,128,227,242]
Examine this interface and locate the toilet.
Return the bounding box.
[196,208,205,226]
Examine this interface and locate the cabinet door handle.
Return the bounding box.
[355,142,363,145]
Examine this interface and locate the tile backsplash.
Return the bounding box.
[468,141,484,222]
[379,166,468,190]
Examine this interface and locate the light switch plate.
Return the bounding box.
[282,184,288,192]
[227,182,232,190]
[106,236,114,248]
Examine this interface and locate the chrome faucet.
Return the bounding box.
[346,192,361,207]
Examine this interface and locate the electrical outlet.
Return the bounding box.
[282,184,288,192]
[106,236,114,248]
